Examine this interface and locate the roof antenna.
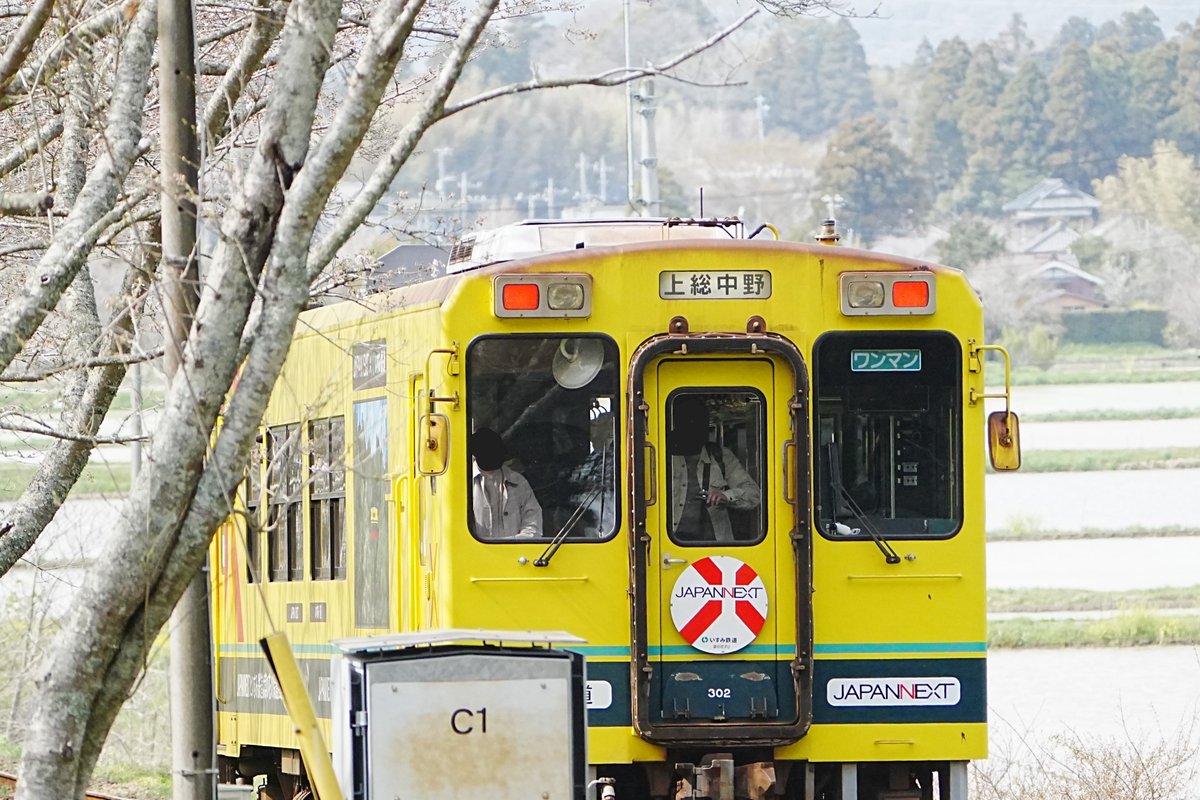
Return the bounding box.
[699,187,704,218]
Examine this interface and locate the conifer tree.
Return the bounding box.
[957,43,1006,153]
[910,37,971,204]
[1053,16,1097,50]
[1162,24,1200,155]
[942,43,1007,213]
[817,19,874,124]
[755,24,825,138]
[983,61,1051,200]
[1088,38,1135,158]
[812,115,924,244]
[1045,43,1117,189]
[1129,40,1179,155]
[993,13,1035,68]
[1110,7,1165,55]
[754,18,872,139]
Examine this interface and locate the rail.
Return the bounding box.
[0,769,136,800]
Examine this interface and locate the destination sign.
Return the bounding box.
[850,348,922,372]
[659,270,771,300]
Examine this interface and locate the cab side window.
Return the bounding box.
[814,332,962,538]
[466,336,620,542]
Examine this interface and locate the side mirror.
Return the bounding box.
[418,414,449,476]
[988,411,1021,471]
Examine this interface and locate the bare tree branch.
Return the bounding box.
[0,0,56,92]
[0,413,147,444]
[0,2,157,376]
[1,347,163,382]
[308,0,511,274]
[0,116,64,179]
[202,0,288,147]
[440,7,760,118]
[0,3,126,112]
[15,0,346,789]
[0,190,53,215]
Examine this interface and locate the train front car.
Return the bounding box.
[213,219,1002,800]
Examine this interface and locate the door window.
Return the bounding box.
[665,390,766,546]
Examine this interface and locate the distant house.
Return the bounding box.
[1016,220,1080,259]
[1021,258,1106,312]
[1002,178,1100,236]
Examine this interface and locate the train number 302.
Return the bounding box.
[707,688,732,699]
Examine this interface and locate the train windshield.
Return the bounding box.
[814,331,962,539]
[466,335,620,542]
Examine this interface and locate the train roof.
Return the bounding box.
[446,217,748,272]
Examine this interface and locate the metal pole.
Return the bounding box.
[637,74,659,217]
[623,0,636,213]
[159,0,211,793]
[130,357,142,480]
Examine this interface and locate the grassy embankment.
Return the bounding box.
[988,586,1200,647]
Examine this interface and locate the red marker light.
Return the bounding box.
[892,280,930,308]
[502,283,540,310]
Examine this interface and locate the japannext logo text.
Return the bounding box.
[826,677,961,707]
[674,584,766,600]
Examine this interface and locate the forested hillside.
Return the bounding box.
[385,4,1200,348]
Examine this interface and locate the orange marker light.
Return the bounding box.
[892,280,930,308]
[502,283,540,310]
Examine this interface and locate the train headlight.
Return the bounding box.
[547,282,586,310]
[845,280,885,308]
[495,274,592,318]
[840,272,935,316]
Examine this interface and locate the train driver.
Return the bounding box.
[471,427,544,538]
[668,396,760,543]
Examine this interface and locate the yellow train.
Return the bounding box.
[211,217,1019,799]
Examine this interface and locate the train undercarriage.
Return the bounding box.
[222,749,969,800]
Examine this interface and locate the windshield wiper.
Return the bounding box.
[534,487,597,566]
[535,446,610,567]
[824,442,901,565]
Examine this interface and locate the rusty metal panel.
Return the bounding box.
[338,644,585,800]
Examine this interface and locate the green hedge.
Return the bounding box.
[1062,308,1167,345]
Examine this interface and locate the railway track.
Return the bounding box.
[0,770,134,800]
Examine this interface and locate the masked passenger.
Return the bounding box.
[471,427,543,539]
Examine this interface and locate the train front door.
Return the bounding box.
[630,339,812,745]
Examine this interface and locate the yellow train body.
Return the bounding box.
[212,220,995,799]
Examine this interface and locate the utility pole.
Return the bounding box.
[434,147,452,197]
[160,0,211,794]
[623,0,636,213]
[545,176,557,219]
[754,95,769,222]
[594,156,611,205]
[577,153,589,204]
[636,74,659,217]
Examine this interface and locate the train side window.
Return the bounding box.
[266,423,304,580]
[814,331,962,539]
[244,437,263,583]
[308,416,346,581]
[666,390,766,546]
[466,335,620,543]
